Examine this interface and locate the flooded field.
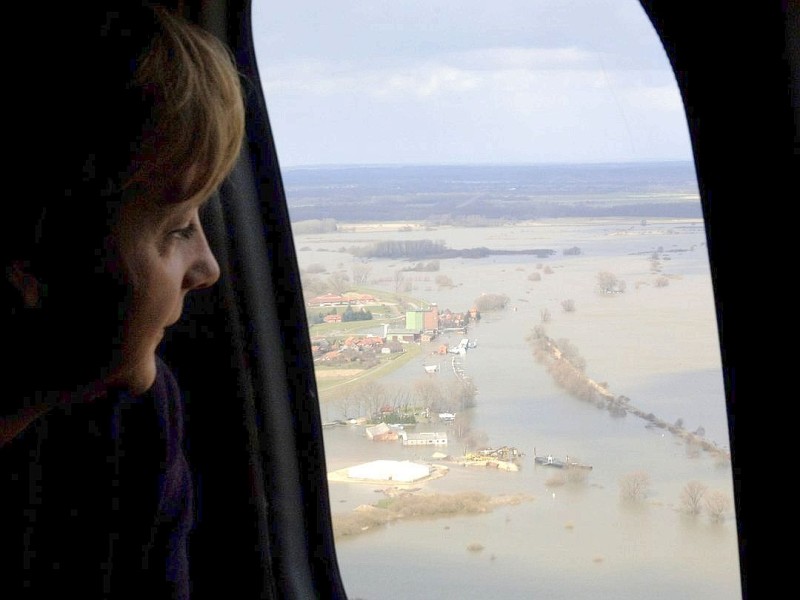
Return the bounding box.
[293,216,740,600]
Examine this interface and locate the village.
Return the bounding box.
[306,291,478,358]
[308,291,529,484]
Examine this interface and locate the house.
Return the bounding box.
[307,293,346,307]
[400,431,448,446]
[342,292,378,305]
[384,326,419,343]
[405,304,440,338]
[423,303,439,332]
[365,422,399,441]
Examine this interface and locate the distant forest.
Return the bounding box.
[282,162,703,223]
[350,240,555,260]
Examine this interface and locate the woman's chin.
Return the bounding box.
[105,357,158,396]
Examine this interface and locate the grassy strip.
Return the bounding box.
[316,344,422,395]
[333,491,532,539]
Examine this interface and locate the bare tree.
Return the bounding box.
[327,271,350,295]
[704,490,732,522]
[351,262,372,286]
[445,379,478,410]
[462,429,489,451]
[597,271,625,294]
[474,293,509,312]
[394,270,405,293]
[619,471,650,502]
[301,281,324,303]
[413,378,444,411]
[556,338,586,372]
[350,382,387,420]
[303,263,327,275]
[561,299,576,312]
[526,325,547,342]
[680,481,708,515]
[435,274,454,288]
[565,464,590,484]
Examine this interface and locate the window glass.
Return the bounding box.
[253,2,741,599]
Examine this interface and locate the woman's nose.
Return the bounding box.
[185,225,221,291]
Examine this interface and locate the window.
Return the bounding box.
[252,2,741,599]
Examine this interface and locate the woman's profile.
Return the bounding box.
[1,4,245,597]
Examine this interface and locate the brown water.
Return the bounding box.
[297,218,740,600]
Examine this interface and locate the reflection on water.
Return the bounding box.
[303,218,739,600]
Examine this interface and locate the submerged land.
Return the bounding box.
[286,163,739,600]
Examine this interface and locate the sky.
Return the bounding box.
[251,1,693,168]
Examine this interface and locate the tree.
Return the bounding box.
[446,379,478,411]
[556,338,586,372]
[597,271,625,294]
[704,490,732,523]
[680,481,708,514]
[561,299,576,312]
[462,429,488,451]
[342,306,372,322]
[393,270,405,293]
[351,262,372,285]
[540,308,551,323]
[350,382,387,420]
[435,274,454,288]
[413,378,444,411]
[329,391,357,421]
[565,464,590,484]
[619,471,650,501]
[327,271,350,295]
[474,293,509,312]
[526,325,547,342]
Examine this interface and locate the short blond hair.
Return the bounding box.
[125,6,246,205]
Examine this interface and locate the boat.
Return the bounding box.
[533,449,592,470]
[534,454,567,468]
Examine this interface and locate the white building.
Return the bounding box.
[400,431,448,446]
[346,460,431,482]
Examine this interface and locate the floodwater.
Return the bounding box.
[296,217,741,600]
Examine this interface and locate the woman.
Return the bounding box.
[2,4,245,597]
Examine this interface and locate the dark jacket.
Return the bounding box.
[2,358,193,599]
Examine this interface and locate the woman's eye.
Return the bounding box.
[170,223,197,240]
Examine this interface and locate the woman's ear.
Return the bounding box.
[7,260,42,308]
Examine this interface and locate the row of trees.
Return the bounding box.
[619,473,732,522]
[310,306,374,324]
[328,377,478,425]
[353,239,448,259]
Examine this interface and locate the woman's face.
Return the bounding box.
[106,194,220,394]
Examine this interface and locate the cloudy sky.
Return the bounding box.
[251,0,693,167]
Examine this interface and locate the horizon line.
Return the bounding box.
[278,158,694,170]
